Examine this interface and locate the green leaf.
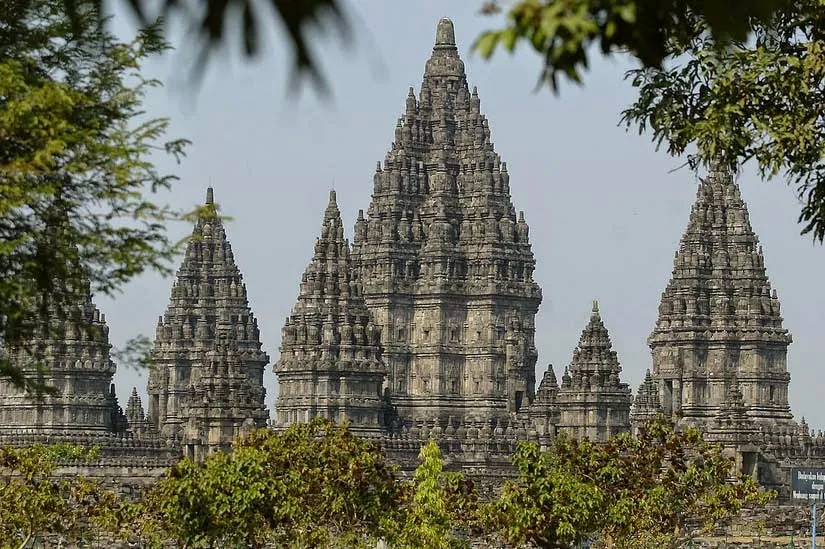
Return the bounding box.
[474,30,501,58]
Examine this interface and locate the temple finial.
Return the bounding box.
[325,189,340,221]
[435,17,456,49]
[592,299,599,314]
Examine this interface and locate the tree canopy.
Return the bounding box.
[136,418,402,548]
[66,0,353,93]
[130,422,487,548]
[392,440,479,549]
[0,419,779,548]
[0,0,192,390]
[621,0,825,242]
[487,416,773,549]
[474,1,787,91]
[478,1,825,242]
[54,0,787,95]
[0,443,126,548]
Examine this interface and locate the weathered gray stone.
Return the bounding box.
[4,21,825,537]
[0,273,175,468]
[0,279,124,434]
[350,16,542,428]
[631,369,662,434]
[274,190,388,437]
[647,164,794,429]
[552,301,632,442]
[640,163,825,493]
[147,187,269,459]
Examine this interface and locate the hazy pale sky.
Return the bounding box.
[101,1,825,428]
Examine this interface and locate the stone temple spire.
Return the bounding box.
[148,188,269,446]
[649,166,794,429]
[126,388,145,425]
[424,17,464,84]
[125,387,151,436]
[0,278,125,434]
[529,364,560,440]
[275,191,387,436]
[703,377,762,466]
[351,17,541,425]
[630,369,662,434]
[556,300,632,441]
[535,365,559,404]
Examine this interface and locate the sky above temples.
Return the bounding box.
[102,0,825,428]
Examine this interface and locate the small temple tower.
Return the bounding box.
[555,301,632,441]
[147,188,269,450]
[630,370,663,434]
[0,279,125,434]
[0,262,175,468]
[125,387,151,437]
[274,191,387,437]
[351,17,542,426]
[649,165,795,430]
[528,364,560,442]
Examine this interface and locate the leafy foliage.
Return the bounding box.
[60,0,353,94]
[110,333,154,371]
[51,0,795,98]
[621,0,825,242]
[0,443,126,548]
[392,440,479,549]
[138,418,402,548]
[474,0,787,91]
[485,437,603,548]
[488,415,773,548]
[0,0,192,390]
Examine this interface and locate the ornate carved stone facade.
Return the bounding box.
[274,191,387,437]
[552,301,632,442]
[0,276,176,472]
[268,18,629,473]
[644,164,822,496]
[630,370,662,434]
[648,165,794,429]
[147,188,269,457]
[0,280,124,434]
[529,365,560,441]
[350,17,542,426]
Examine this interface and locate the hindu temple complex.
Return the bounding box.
[0,17,823,500]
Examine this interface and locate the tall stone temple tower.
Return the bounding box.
[0,273,176,473]
[0,280,124,434]
[350,17,542,425]
[148,188,269,459]
[275,191,387,436]
[648,165,795,430]
[554,301,632,442]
